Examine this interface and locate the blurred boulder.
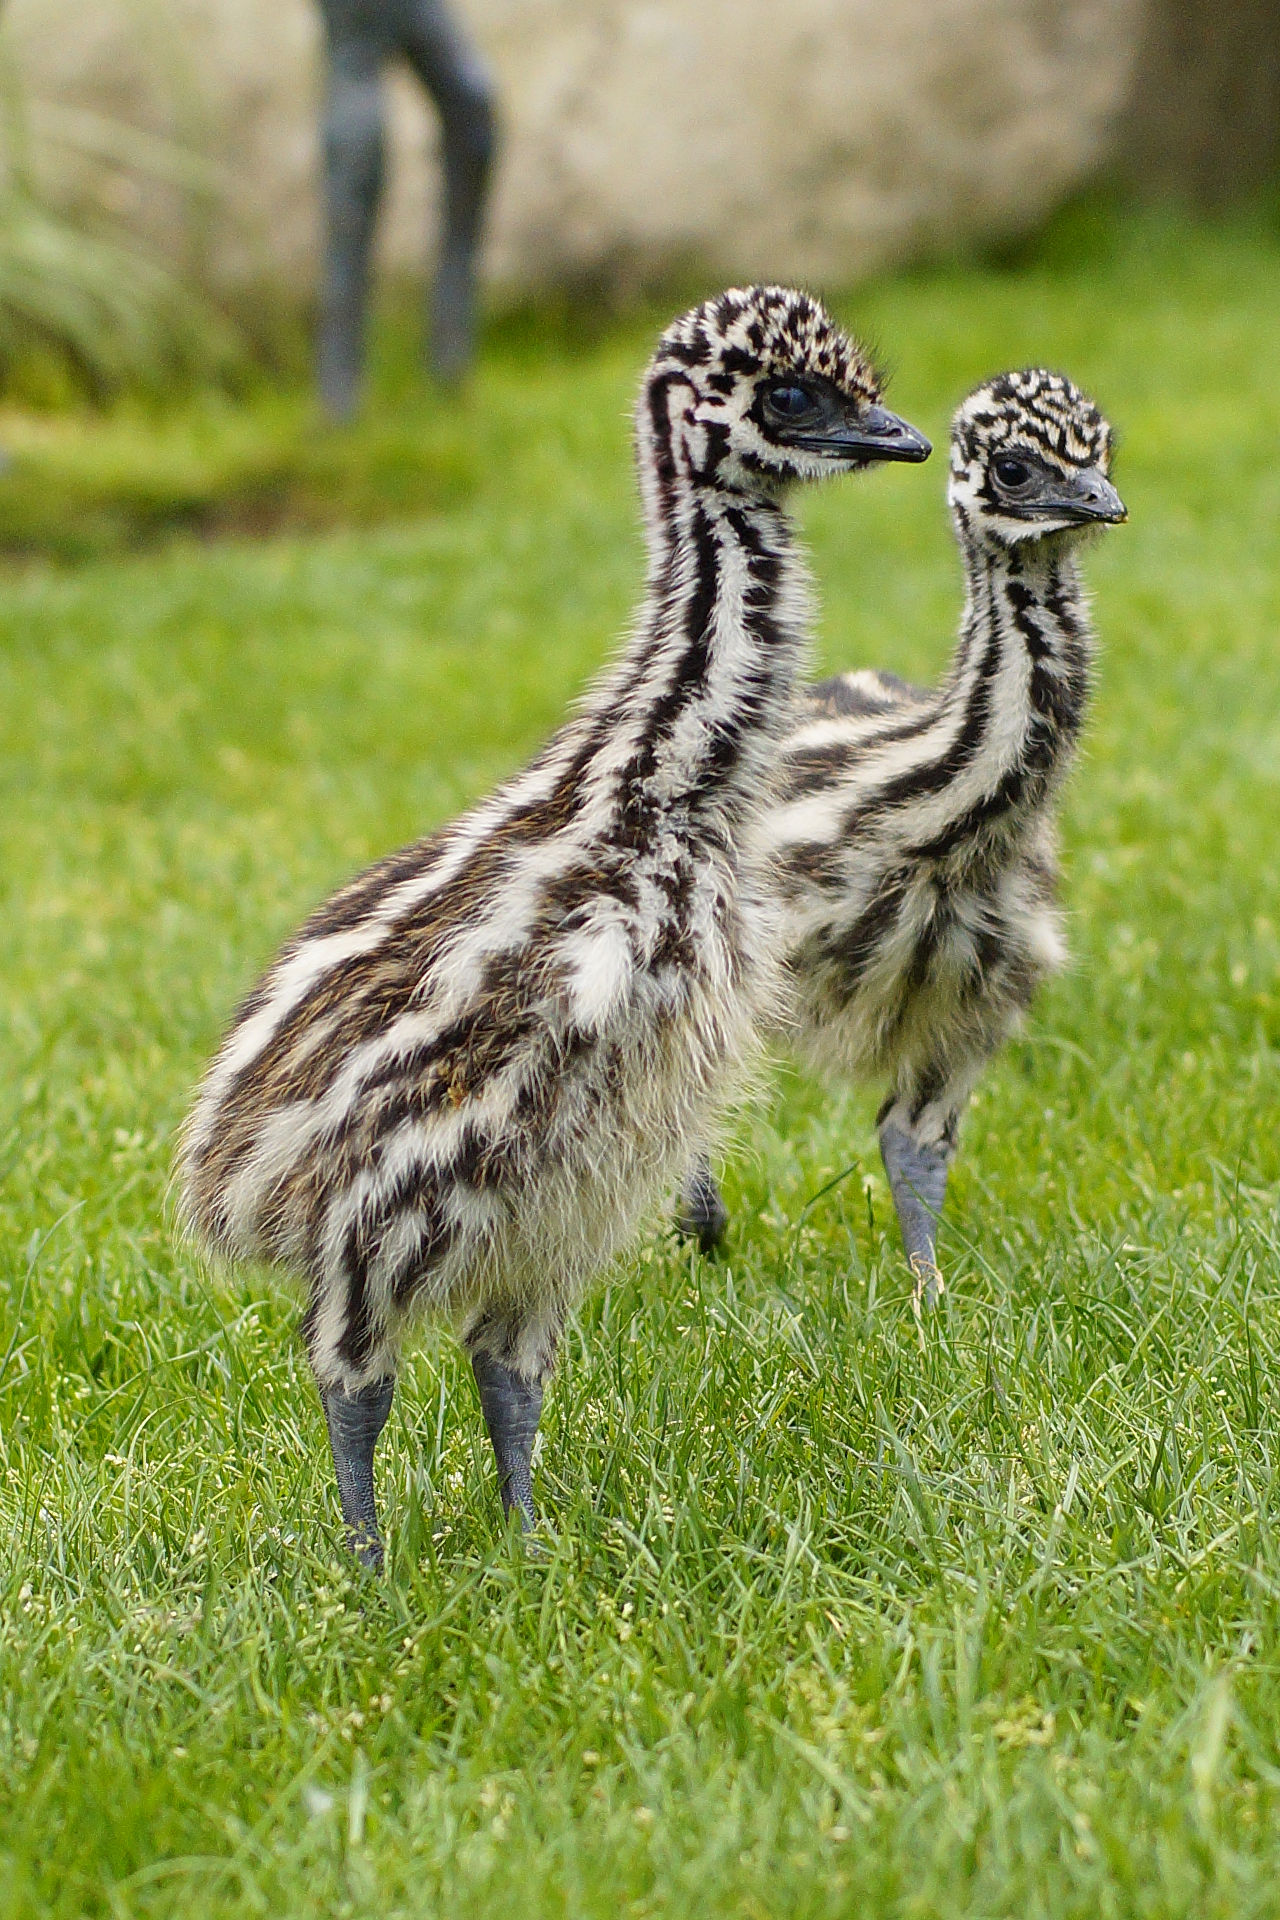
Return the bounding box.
[4,0,1146,299]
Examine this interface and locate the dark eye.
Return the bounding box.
[993,456,1032,489]
[766,383,815,419]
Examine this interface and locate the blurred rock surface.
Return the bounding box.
[5,0,1146,297]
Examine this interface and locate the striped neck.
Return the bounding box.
[950,525,1091,754]
[578,374,811,849]
[905,525,1091,861]
[794,520,1096,874]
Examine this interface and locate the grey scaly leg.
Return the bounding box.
[316,30,387,422]
[675,1153,729,1253]
[471,1351,543,1531]
[320,1375,395,1568]
[401,0,496,384]
[879,1120,952,1310]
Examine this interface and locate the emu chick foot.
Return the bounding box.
[675,1155,729,1253]
[472,1351,544,1532]
[880,1121,950,1313]
[321,1376,395,1569]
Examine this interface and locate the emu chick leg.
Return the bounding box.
[879,1120,952,1310]
[320,1375,395,1568]
[675,1152,729,1253]
[471,1352,544,1531]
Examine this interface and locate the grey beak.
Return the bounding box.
[797,405,932,466]
[1049,465,1127,524]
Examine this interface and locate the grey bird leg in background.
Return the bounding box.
[320,1375,396,1567]
[879,1120,951,1309]
[471,1351,543,1531]
[316,0,494,417]
[675,1152,729,1253]
[317,26,387,421]
[401,2,496,385]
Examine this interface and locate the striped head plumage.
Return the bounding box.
[948,369,1126,548]
[639,286,931,507]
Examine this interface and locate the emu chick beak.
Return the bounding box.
[838,405,933,465]
[795,405,932,467]
[1053,466,1127,525]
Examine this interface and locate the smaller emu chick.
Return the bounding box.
[683,370,1125,1302]
[179,287,930,1566]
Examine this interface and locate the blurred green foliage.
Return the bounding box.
[0,51,244,403]
[0,399,475,559]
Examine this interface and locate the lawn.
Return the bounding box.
[3,207,1280,1918]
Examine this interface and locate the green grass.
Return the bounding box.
[4,207,1280,1917]
[0,395,476,558]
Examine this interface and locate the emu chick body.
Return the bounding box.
[179,285,929,1562]
[684,370,1125,1300]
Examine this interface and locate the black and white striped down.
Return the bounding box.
[758,369,1119,1176]
[179,287,897,1398]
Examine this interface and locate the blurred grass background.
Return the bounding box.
[2,205,1280,1915]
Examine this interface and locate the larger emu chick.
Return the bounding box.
[180,287,929,1564]
[683,370,1125,1302]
